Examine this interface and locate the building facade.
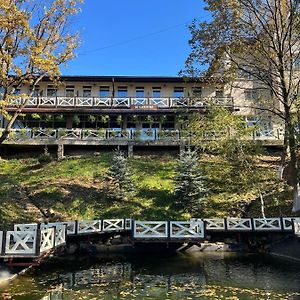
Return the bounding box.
[0,75,284,156]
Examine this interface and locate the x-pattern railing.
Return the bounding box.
[134,221,168,238]
[2,217,299,258]
[170,221,204,238]
[40,228,55,253]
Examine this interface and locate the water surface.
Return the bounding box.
[1,252,300,299]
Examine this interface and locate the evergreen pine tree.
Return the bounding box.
[107,149,135,199]
[174,149,206,214]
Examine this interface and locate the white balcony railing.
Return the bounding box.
[7,96,234,108]
[2,127,284,142]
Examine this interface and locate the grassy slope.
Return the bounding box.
[0,152,296,227]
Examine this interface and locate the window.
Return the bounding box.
[117,86,128,97]
[152,87,161,98]
[13,86,21,96]
[99,86,110,97]
[192,87,202,98]
[66,86,75,97]
[173,87,184,98]
[47,86,57,97]
[135,87,144,98]
[244,89,259,101]
[215,89,224,98]
[83,86,92,97]
[30,86,40,97]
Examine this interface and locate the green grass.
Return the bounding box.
[0,152,296,227]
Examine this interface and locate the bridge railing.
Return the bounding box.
[170,221,204,238]
[134,221,168,239]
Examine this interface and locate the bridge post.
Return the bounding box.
[279,217,284,231]
[52,226,57,249]
[35,223,41,257]
[74,220,78,235]
[202,220,207,239]
[224,218,228,231]
[250,218,255,231]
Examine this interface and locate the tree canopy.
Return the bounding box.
[184,0,300,212]
[0,0,82,143]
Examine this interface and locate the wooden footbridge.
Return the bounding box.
[1,217,300,265]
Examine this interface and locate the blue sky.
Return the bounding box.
[61,0,208,76]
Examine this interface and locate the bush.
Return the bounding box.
[38,147,53,165]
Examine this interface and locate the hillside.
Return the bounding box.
[0,151,296,227]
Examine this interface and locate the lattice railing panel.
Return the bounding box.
[204,218,226,230]
[76,97,93,106]
[113,98,130,107]
[94,97,111,106]
[57,97,75,106]
[253,218,281,231]
[102,219,124,231]
[5,231,37,255]
[149,98,168,107]
[40,228,55,253]
[170,221,204,238]
[77,220,102,234]
[134,221,168,238]
[39,97,56,106]
[226,218,252,231]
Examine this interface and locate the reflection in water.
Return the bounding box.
[1,253,300,300]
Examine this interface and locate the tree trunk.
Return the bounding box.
[285,108,300,212]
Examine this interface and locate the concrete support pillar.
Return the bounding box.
[128,143,133,158]
[57,143,64,160]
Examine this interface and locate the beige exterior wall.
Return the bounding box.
[18,81,220,98]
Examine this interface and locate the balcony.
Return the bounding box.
[1,127,284,146]
[7,96,234,110]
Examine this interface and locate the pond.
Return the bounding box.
[1,252,300,299]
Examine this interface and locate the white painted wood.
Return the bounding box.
[5,231,37,255]
[170,221,204,238]
[0,231,3,254]
[125,219,132,230]
[94,97,111,106]
[39,97,56,106]
[40,228,55,253]
[282,218,293,230]
[54,225,67,246]
[131,98,147,106]
[134,221,168,238]
[14,223,38,232]
[204,218,226,230]
[113,98,130,107]
[102,219,124,231]
[253,218,281,231]
[76,97,93,106]
[57,97,75,106]
[43,222,76,235]
[77,220,101,234]
[149,98,168,107]
[226,218,252,231]
[294,218,300,236]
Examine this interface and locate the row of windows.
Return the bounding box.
[12,86,225,98]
